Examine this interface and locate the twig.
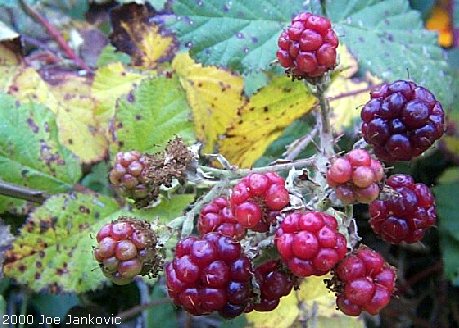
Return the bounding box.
[18,0,90,71]
[0,181,48,203]
[283,125,319,161]
[117,299,171,321]
[200,156,316,180]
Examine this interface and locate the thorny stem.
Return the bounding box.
[0,181,48,203]
[200,156,316,180]
[19,0,90,71]
[315,82,335,157]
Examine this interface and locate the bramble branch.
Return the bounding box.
[0,181,48,203]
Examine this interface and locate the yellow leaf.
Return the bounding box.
[9,68,107,162]
[246,288,299,328]
[327,76,371,132]
[219,76,316,168]
[297,276,365,327]
[110,3,175,68]
[426,5,453,47]
[172,52,245,152]
[92,62,146,134]
[337,44,358,78]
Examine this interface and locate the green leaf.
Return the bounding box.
[0,93,81,213]
[96,44,132,67]
[168,0,317,71]
[133,194,195,224]
[4,193,120,292]
[32,293,79,319]
[434,179,459,285]
[410,0,435,20]
[80,162,113,196]
[254,118,315,167]
[243,71,269,97]
[110,76,195,154]
[145,286,177,328]
[327,0,453,106]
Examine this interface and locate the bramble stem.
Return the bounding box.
[315,82,335,157]
[200,156,316,180]
[283,125,318,161]
[0,181,48,203]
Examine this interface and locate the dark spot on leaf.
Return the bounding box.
[135,115,142,120]
[95,212,100,219]
[18,265,26,272]
[39,251,45,258]
[40,220,51,233]
[79,206,90,214]
[358,37,364,42]
[117,122,123,129]
[56,268,64,275]
[27,118,39,133]
[68,139,73,144]
[36,261,42,268]
[185,41,193,48]
[249,107,254,112]
[118,141,124,148]
[223,3,230,11]
[252,37,258,43]
[238,120,243,124]
[236,32,244,39]
[198,82,203,88]
[127,91,135,102]
[35,273,40,279]
[263,106,268,112]
[121,71,126,76]
[387,34,394,42]
[283,88,291,93]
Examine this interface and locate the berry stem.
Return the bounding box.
[314,81,335,157]
[0,181,48,203]
[200,156,316,180]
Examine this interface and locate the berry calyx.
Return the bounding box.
[94,217,161,285]
[361,80,445,161]
[277,12,339,80]
[165,233,253,317]
[369,174,436,244]
[327,149,384,204]
[275,211,347,277]
[198,197,246,240]
[231,172,289,232]
[334,246,396,316]
[253,260,294,311]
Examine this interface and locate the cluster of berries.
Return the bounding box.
[94,218,161,285]
[164,171,395,318]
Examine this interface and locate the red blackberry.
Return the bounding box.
[277,12,339,79]
[361,80,445,161]
[230,172,289,232]
[369,174,436,244]
[198,197,245,240]
[253,260,294,311]
[275,211,347,277]
[165,233,253,317]
[335,246,396,316]
[94,217,161,285]
[109,151,149,199]
[327,149,385,204]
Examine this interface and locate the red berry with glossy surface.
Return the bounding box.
[165,233,253,317]
[253,260,294,311]
[93,218,160,285]
[275,211,347,277]
[277,12,339,79]
[369,174,436,244]
[327,149,384,204]
[335,246,396,316]
[361,80,445,161]
[231,172,289,232]
[198,197,245,240]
